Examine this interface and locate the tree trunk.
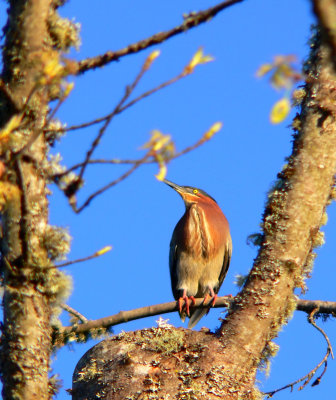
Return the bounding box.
[0,1,53,398]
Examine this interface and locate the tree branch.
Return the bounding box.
[57,298,336,338]
[296,299,336,315]
[75,0,243,75]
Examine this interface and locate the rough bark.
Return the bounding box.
[72,328,262,400]
[0,1,53,399]
[71,31,336,400]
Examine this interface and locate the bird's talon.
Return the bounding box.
[185,296,190,316]
[178,297,184,313]
[211,294,218,307]
[203,293,211,305]
[178,295,193,316]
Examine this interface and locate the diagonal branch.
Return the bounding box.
[75,0,243,74]
[72,154,150,213]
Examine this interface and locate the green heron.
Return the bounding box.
[164,179,232,328]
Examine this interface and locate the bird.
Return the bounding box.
[163,178,232,328]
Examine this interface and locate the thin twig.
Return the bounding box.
[75,0,243,75]
[58,159,142,176]
[47,245,112,269]
[174,136,209,158]
[264,307,334,398]
[308,308,334,360]
[61,303,88,323]
[73,154,150,213]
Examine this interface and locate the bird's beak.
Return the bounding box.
[163,179,184,194]
[163,179,196,206]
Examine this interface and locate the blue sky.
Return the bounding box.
[1,1,336,399]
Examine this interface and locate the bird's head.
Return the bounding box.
[163,179,217,207]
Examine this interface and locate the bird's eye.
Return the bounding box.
[193,189,198,194]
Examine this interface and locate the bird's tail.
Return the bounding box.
[179,310,187,323]
[187,308,208,329]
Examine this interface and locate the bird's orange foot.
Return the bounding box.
[189,296,196,306]
[204,289,218,307]
[178,293,195,316]
[210,294,218,307]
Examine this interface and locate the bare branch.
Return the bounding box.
[75,0,243,75]
[308,308,334,360]
[72,155,150,213]
[48,245,112,269]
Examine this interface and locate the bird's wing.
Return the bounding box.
[216,237,232,294]
[169,232,180,300]
[169,233,187,323]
